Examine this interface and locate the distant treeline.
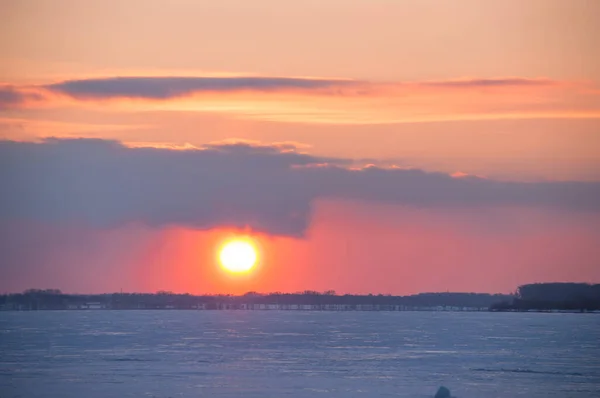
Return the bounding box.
[0,289,511,311]
[3,284,598,312]
[491,283,600,312]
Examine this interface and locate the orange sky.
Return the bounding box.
[4,202,600,295]
[1,0,599,294]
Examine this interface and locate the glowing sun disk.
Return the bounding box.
[219,240,257,273]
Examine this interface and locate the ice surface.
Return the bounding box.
[1,311,599,397]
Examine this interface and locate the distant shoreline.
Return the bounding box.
[1,290,510,312]
[3,283,599,313]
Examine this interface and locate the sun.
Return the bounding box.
[218,239,258,273]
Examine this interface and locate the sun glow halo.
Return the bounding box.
[218,239,258,273]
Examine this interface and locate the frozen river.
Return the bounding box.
[1,311,599,397]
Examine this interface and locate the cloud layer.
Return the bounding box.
[1,138,599,237]
[45,76,357,99]
[44,76,554,100]
[0,85,44,110]
[2,75,598,124]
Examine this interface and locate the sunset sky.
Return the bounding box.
[1,0,600,295]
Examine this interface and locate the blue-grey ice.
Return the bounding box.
[0,311,598,397]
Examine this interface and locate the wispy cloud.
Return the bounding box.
[3,76,599,124]
[44,76,558,100]
[419,78,557,89]
[2,138,598,237]
[0,85,44,110]
[45,76,357,99]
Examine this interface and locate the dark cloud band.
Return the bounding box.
[43,76,557,100]
[0,85,44,109]
[1,138,597,237]
[45,76,356,99]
